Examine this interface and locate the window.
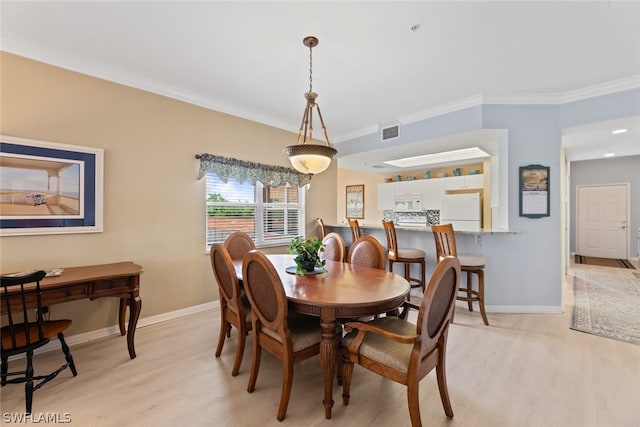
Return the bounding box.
[205,173,305,249]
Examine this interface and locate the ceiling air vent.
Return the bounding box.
[381,124,400,141]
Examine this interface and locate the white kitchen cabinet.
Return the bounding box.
[394,180,423,195]
[421,179,446,209]
[443,174,484,190]
[377,182,396,210]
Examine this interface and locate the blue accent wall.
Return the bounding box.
[337,89,639,311]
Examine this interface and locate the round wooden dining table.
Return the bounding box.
[233,253,410,419]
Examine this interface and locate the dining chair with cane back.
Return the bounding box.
[382,220,426,299]
[242,250,322,421]
[340,256,461,427]
[1,270,78,415]
[346,235,398,318]
[347,218,362,245]
[431,223,489,325]
[315,217,327,240]
[347,235,386,270]
[321,232,347,263]
[223,231,256,260]
[210,244,252,376]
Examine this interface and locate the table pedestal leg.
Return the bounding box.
[320,308,337,419]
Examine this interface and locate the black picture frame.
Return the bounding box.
[519,164,550,218]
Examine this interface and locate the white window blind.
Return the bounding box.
[205,173,305,249]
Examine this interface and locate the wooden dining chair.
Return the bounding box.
[315,217,326,239]
[431,223,489,325]
[210,244,252,376]
[242,250,322,421]
[347,218,362,245]
[223,231,256,260]
[321,232,346,262]
[346,235,395,317]
[1,270,78,415]
[340,256,461,427]
[347,235,386,270]
[382,220,426,299]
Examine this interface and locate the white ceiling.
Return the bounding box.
[2,1,639,169]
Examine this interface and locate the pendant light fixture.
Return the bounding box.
[283,36,337,175]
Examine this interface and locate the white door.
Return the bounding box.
[576,184,628,258]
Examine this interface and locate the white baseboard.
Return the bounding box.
[11,300,220,360]
[484,304,563,314]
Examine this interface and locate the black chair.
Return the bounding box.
[1,270,77,415]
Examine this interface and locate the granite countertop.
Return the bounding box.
[326,223,519,235]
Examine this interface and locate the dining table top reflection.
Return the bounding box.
[233,253,410,419]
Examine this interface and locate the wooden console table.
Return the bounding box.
[1,262,143,359]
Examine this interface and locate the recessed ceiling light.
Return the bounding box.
[612,129,628,134]
[604,152,616,157]
[383,147,490,168]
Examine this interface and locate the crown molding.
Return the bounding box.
[333,77,640,142]
[3,37,638,143]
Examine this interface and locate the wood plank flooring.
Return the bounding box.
[2,261,639,426]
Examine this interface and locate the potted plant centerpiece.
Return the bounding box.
[287,236,326,275]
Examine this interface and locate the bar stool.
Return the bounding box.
[348,218,361,244]
[315,217,326,239]
[431,223,489,325]
[381,220,426,299]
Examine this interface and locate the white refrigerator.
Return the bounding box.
[439,193,482,232]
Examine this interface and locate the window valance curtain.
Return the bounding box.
[196,153,311,187]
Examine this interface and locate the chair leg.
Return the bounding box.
[403,262,412,302]
[436,338,454,419]
[476,270,489,326]
[231,326,246,377]
[1,356,7,386]
[58,333,77,376]
[341,359,353,406]
[466,272,474,312]
[277,356,294,421]
[420,259,426,293]
[25,350,34,415]
[247,335,261,393]
[215,318,228,358]
[407,379,422,427]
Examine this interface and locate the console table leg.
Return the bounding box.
[118,299,127,336]
[127,296,142,359]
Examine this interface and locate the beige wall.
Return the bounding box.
[0,52,336,335]
[336,168,386,227]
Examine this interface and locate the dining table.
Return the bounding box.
[233,253,410,419]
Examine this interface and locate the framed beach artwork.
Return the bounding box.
[345,184,364,219]
[0,135,104,236]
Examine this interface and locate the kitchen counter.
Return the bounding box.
[326,223,519,235]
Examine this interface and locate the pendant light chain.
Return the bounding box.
[308,42,313,93]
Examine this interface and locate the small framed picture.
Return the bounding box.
[346,184,364,219]
[519,164,550,218]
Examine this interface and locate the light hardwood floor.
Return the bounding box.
[2,261,639,426]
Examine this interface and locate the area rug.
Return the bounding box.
[574,255,635,269]
[571,272,640,345]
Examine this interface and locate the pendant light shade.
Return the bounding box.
[284,36,337,175]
